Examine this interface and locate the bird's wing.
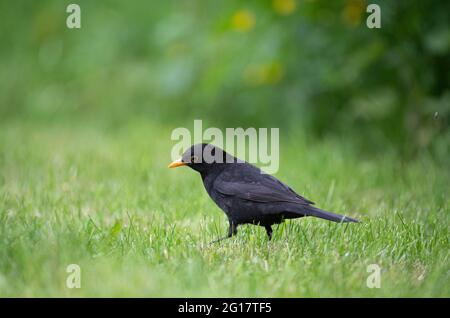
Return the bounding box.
[214,167,313,205]
[213,165,359,223]
[263,173,315,205]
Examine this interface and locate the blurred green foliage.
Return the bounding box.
[0,0,449,156]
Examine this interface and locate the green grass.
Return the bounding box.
[0,120,448,297]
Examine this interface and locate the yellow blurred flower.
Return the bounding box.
[342,0,365,26]
[244,62,284,86]
[264,61,284,84]
[232,10,256,32]
[273,0,297,16]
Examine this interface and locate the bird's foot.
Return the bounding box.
[265,225,273,241]
[209,236,231,245]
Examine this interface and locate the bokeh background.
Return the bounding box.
[1,0,449,156]
[0,0,449,297]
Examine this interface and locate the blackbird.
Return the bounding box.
[169,143,358,242]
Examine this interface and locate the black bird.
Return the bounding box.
[169,143,358,242]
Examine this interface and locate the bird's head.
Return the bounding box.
[168,143,233,174]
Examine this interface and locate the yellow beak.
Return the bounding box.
[168,159,187,168]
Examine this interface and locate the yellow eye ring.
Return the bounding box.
[191,155,199,163]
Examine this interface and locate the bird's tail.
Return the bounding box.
[303,206,359,223]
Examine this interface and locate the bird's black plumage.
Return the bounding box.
[169,143,359,241]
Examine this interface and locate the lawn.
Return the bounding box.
[0,119,448,297]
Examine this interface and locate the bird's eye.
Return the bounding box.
[190,155,199,163]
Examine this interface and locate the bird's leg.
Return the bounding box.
[209,221,237,244]
[265,225,273,241]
